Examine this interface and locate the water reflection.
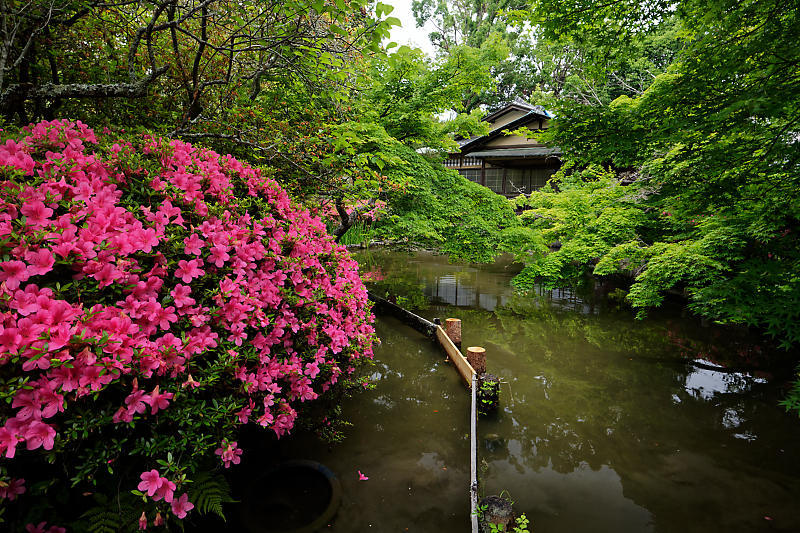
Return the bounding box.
[683,365,766,400]
[357,249,800,533]
[272,316,471,532]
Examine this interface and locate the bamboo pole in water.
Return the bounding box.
[470,372,479,533]
[369,298,478,529]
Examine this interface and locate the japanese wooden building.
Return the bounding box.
[444,99,561,197]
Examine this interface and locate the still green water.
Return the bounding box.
[286,249,800,533]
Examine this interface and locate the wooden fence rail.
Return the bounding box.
[367,292,437,337]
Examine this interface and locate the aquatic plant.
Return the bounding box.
[0,120,375,528]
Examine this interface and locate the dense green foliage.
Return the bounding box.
[529,0,800,342]
[511,165,645,290]
[368,142,521,262]
[362,44,504,147]
[396,0,800,417]
[501,0,800,413]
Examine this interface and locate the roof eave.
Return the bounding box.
[482,103,534,124]
[460,111,550,153]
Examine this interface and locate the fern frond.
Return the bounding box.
[188,470,236,521]
[78,506,122,533]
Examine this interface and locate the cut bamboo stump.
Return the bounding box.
[445,318,462,347]
[466,346,486,375]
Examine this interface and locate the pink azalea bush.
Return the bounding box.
[0,120,375,528]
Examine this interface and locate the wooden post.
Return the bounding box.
[445,318,461,347]
[466,346,486,375]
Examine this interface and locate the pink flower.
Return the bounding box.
[171,493,194,519]
[138,511,147,530]
[219,277,237,294]
[171,284,195,307]
[209,245,230,267]
[183,233,204,255]
[214,440,243,468]
[24,421,56,451]
[124,388,149,415]
[0,326,22,354]
[0,477,26,500]
[0,424,21,458]
[0,260,30,290]
[175,258,204,282]
[144,386,173,414]
[236,405,252,423]
[137,469,164,497]
[358,470,369,481]
[24,249,55,277]
[153,478,176,502]
[304,361,320,378]
[181,374,200,389]
[20,201,53,226]
[0,120,379,506]
[24,521,66,533]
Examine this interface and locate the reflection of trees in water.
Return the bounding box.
[357,250,430,311]
[664,324,796,371]
[437,293,797,494]
[491,293,675,356]
[362,319,467,438]
[361,251,800,531]
[356,248,521,312]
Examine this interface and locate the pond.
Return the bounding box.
[271,249,800,533]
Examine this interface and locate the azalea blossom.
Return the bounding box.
[215,440,243,468]
[23,421,56,450]
[145,386,174,414]
[175,258,204,282]
[137,470,164,497]
[171,284,195,307]
[0,477,26,500]
[0,120,377,523]
[183,233,204,255]
[20,201,53,226]
[153,478,176,502]
[171,493,194,518]
[24,249,55,277]
[0,260,30,291]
